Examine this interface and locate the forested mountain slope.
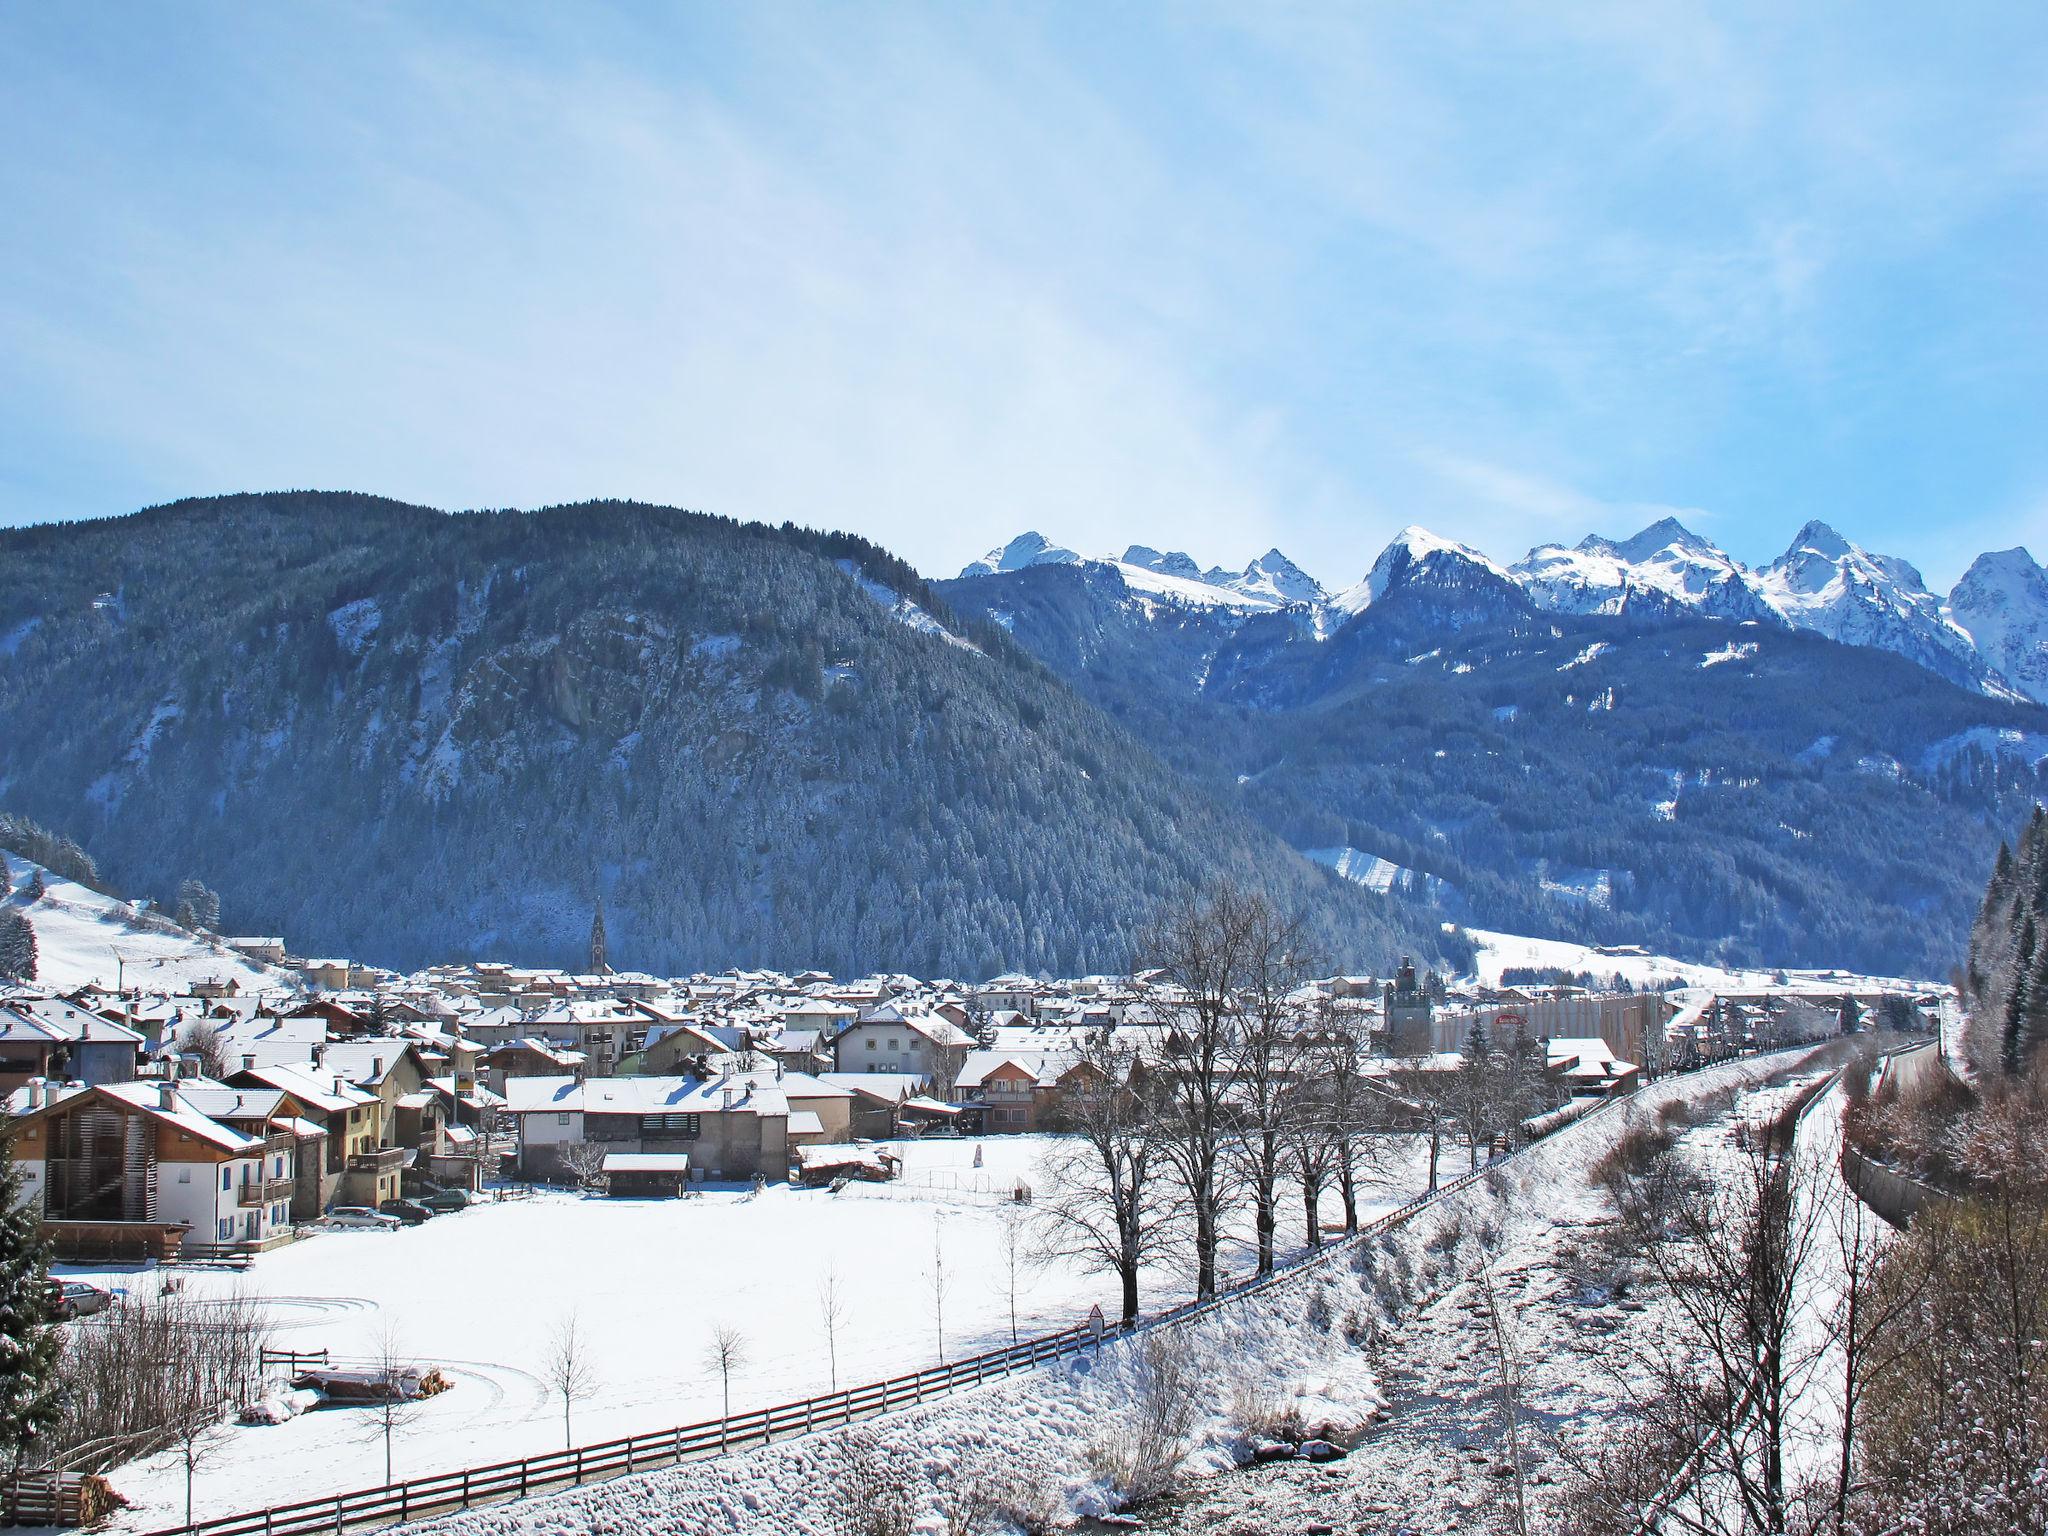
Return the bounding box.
[0,493,1438,977]
[940,559,2048,977]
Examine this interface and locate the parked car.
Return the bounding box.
[420,1187,471,1213]
[50,1281,111,1320]
[379,1198,434,1225]
[327,1206,401,1231]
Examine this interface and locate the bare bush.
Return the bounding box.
[828,1430,913,1536]
[49,1287,270,1473]
[1085,1330,1204,1506]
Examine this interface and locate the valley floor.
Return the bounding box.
[69,1133,1437,1531]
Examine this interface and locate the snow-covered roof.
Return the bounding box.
[95,1081,264,1153]
[787,1111,824,1137]
[238,1061,379,1113]
[818,1072,923,1104]
[602,1152,692,1173]
[955,1050,1075,1090]
[503,1073,789,1118]
[0,996,145,1044]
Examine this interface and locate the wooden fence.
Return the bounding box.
[133,1040,1817,1536]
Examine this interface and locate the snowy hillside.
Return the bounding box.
[1458,924,1933,1000]
[1,856,289,992]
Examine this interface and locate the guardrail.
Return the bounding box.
[141,1039,1828,1536]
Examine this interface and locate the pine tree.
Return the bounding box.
[2003,914,2037,1078]
[0,913,34,984]
[0,1135,62,1470]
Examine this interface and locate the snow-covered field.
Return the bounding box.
[1459,924,1933,997]
[71,1133,1436,1529]
[387,1048,1839,1536]
[1,858,286,993]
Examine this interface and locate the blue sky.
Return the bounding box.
[3,4,2044,590]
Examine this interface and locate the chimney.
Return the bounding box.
[721,1088,733,1110]
[241,1054,256,1073]
[312,1043,325,1067]
[26,1078,43,1109]
[371,1056,384,1078]
[157,1081,178,1112]
[334,1075,346,1098]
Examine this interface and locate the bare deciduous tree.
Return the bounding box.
[1035,1032,1177,1324]
[702,1323,747,1448]
[543,1310,600,1449]
[817,1266,848,1393]
[926,1215,950,1364]
[356,1318,423,1486]
[1141,883,1270,1299]
[178,1019,232,1080]
[558,1140,608,1193]
[1223,905,1318,1275]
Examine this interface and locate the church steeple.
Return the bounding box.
[590,895,610,975]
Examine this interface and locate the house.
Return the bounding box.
[817,1072,923,1139]
[322,1040,443,1169]
[762,1026,833,1075]
[522,999,650,1076]
[229,1059,386,1213]
[483,1038,587,1094]
[301,959,353,991]
[969,976,1041,1016]
[173,1081,326,1231]
[951,1049,1090,1133]
[620,1021,737,1077]
[504,1072,790,1182]
[1545,1036,1641,1096]
[831,1004,975,1084]
[8,1079,293,1259]
[778,1071,856,1144]
[226,937,288,965]
[0,999,145,1091]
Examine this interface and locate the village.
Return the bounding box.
[0,859,1951,1532]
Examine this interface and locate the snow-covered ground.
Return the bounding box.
[1,857,287,993]
[72,1133,1437,1529]
[1458,924,1934,997]
[383,1048,1837,1536]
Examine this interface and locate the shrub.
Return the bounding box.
[1083,1331,1203,1506]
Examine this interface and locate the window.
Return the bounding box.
[641,1113,701,1138]
[177,1167,191,1184]
[221,1168,232,1191]
[866,1039,876,1051]
[556,1113,571,1127]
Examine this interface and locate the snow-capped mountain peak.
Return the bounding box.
[956,531,1080,579]
[1227,548,1326,607]
[1512,517,1776,623]
[1119,545,1207,583]
[1951,547,2048,705]
[1753,519,1983,687]
[1331,526,1519,617]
